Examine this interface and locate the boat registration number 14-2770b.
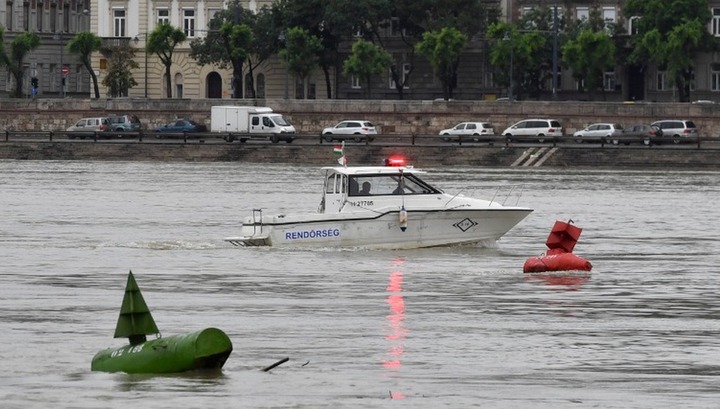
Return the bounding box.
[349,201,374,207]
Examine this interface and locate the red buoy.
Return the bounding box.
[523,220,592,273]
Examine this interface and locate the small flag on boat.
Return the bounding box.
[334,142,347,166]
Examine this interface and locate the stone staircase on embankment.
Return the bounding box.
[511,147,559,167]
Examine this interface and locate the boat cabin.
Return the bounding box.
[320,166,442,213]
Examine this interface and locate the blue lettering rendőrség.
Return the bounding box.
[285,228,340,240]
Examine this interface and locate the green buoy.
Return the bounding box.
[91,271,233,374]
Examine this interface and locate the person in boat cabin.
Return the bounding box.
[360,181,372,195]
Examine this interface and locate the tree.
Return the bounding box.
[67,32,102,98]
[102,47,139,97]
[416,27,467,100]
[147,24,187,98]
[280,27,322,98]
[624,0,713,102]
[342,39,392,98]
[275,0,353,99]
[562,29,616,100]
[487,22,549,100]
[0,31,41,98]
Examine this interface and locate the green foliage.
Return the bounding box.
[0,32,41,97]
[487,22,549,100]
[342,39,392,97]
[67,32,102,98]
[147,24,187,98]
[102,47,139,97]
[279,26,322,93]
[416,27,467,100]
[562,29,615,99]
[624,0,713,101]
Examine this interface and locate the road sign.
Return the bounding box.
[61,65,70,76]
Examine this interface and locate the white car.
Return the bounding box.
[439,122,494,142]
[322,120,377,142]
[573,123,623,143]
[502,119,563,143]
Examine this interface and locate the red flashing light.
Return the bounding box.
[384,156,407,167]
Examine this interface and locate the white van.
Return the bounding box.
[502,119,563,143]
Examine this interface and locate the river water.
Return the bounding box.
[1,160,719,408]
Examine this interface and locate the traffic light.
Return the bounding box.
[31,77,38,88]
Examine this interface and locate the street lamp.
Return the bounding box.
[278,32,289,99]
[504,32,513,101]
[134,34,148,98]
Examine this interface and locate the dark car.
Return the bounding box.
[109,114,142,132]
[154,119,208,138]
[610,124,663,146]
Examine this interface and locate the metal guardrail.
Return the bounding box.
[2,130,717,149]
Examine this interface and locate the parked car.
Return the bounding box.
[502,119,563,143]
[66,117,111,139]
[651,120,699,144]
[610,124,663,145]
[321,120,377,142]
[439,122,495,142]
[154,119,208,137]
[109,114,142,133]
[573,123,623,143]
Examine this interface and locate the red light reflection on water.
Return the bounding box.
[382,258,408,372]
[383,258,408,399]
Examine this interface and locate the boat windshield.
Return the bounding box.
[348,173,441,196]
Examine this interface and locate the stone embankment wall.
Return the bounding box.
[2,98,720,137]
[2,141,719,169]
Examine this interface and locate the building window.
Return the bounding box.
[604,71,615,91]
[390,17,403,37]
[307,82,316,99]
[711,64,720,91]
[6,1,13,30]
[36,1,43,31]
[389,63,410,89]
[256,73,265,98]
[629,16,640,35]
[603,7,616,24]
[63,4,70,32]
[157,8,169,25]
[353,24,363,37]
[244,73,253,98]
[183,9,195,37]
[175,73,184,98]
[113,9,126,37]
[23,2,29,30]
[207,8,220,25]
[657,70,668,91]
[50,4,57,32]
[713,9,720,37]
[688,68,695,91]
[576,7,588,22]
[351,75,361,89]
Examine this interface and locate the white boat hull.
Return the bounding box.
[225,207,531,249]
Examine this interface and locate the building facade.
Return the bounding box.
[6,0,720,102]
[0,0,92,98]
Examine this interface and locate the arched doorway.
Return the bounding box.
[207,72,222,98]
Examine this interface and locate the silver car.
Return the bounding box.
[502,119,563,143]
[573,123,623,143]
[322,120,377,142]
[66,117,111,139]
[651,120,699,144]
[439,122,494,142]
